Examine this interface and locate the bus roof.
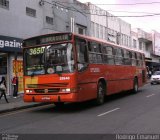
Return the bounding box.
[23,32,144,55]
[73,33,144,54]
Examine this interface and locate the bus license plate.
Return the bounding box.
[42,96,51,101]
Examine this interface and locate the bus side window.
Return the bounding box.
[115,48,124,65]
[124,50,132,65]
[142,54,145,67]
[136,53,141,66]
[138,53,143,67]
[132,52,137,66]
[88,42,102,64]
[75,38,88,71]
[103,46,114,65]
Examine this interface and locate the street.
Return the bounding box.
[0,83,160,135]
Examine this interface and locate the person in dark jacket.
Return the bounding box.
[0,76,9,103]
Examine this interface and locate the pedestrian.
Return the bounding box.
[0,76,9,103]
[148,70,152,78]
[12,75,18,98]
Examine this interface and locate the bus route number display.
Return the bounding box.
[29,47,45,55]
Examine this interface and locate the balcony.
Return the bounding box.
[137,29,152,43]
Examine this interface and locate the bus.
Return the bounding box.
[23,32,147,106]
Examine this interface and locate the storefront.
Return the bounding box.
[0,35,23,95]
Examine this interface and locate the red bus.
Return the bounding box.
[23,32,147,106]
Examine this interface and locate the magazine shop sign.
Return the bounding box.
[0,35,22,52]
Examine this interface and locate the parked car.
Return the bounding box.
[150,71,160,85]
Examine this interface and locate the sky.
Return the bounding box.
[78,0,160,33]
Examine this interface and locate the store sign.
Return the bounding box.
[0,35,22,52]
[13,60,23,74]
[13,60,24,93]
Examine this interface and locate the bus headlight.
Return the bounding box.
[26,90,33,93]
[61,88,71,93]
[60,88,78,93]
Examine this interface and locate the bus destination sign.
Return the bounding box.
[24,34,72,47]
[40,34,71,44]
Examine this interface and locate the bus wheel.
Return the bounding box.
[54,102,64,107]
[132,78,138,93]
[95,82,105,105]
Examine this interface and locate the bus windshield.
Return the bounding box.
[24,43,74,76]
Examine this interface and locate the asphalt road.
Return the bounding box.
[0,83,160,136]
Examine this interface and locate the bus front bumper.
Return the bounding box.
[23,93,79,103]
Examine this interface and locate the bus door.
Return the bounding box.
[75,37,94,101]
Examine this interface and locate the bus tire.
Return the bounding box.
[95,82,105,105]
[54,102,64,107]
[132,78,138,93]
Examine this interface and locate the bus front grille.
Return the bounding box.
[27,83,68,88]
[34,88,60,93]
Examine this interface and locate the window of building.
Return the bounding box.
[91,22,95,37]
[128,37,131,47]
[100,25,103,39]
[126,36,129,46]
[139,42,143,50]
[105,28,108,41]
[0,0,9,9]
[124,35,127,46]
[46,16,53,25]
[145,46,149,51]
[26,7,36,17]
[76,24,86,35]
[123,34,125,46]
[78,28,84,35]
[96,23,99,38]
[133,39,137,48]
[103,27,106,40]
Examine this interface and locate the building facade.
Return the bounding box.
[150,30,160,70]
[131,28,160,71]
[87,3,131,47]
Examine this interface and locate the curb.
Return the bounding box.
[0,103,51,114]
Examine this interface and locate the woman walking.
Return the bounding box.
[0,76,9,103]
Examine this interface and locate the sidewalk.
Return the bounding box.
[0,94,48,114]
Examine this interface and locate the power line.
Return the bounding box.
[86,2,160,5]
[42,0,160,18]
[87,9,160,14]
[90,13,160,17]
[54,1,160,5]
